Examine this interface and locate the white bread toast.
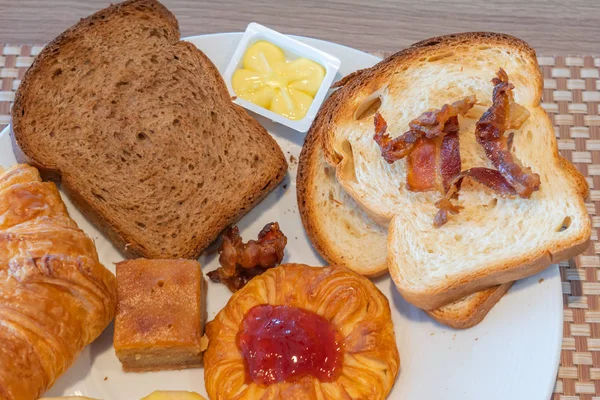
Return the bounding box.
[313,33,591,310]
[297,98,513,329]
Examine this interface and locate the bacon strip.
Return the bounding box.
[406,137,437,191]
[406,116,461,192]
[434,167,517,227]
[475,69,540,198]
[439,117,461,192]
[373,95,476,165]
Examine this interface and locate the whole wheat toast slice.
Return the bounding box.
[11,0,287,259]
[298,99,513,329]
[313,32,591,310]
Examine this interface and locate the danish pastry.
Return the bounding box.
[204,263,399,399]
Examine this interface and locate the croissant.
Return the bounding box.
[204,263,400,399]
[0,164,117,400]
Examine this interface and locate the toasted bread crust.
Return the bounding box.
[310,32,591,310]
[560,156,589,199]
[11,0,287,259]
[426,282,513,329]
[298,90,387,277]
[394,236,590,310]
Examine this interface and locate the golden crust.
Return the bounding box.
[114,259,207,372]
[297,92,388,278]
[426,282,513,329]
[204,264,399,400]
[0,164,116,400]
[559,156,589,199]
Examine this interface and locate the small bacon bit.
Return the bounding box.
[207,222,287,292]
[475,69,540,198]
[408,95,477,139]
[434,167,517,227]
[373,96,476,165]
[433,197,463,228]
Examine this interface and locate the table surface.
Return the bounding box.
[1,0,599,55]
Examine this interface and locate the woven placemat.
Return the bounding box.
[2,44,600,399]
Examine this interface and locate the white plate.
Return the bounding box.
[0,33,562,400]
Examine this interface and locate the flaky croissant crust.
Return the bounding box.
[0,164,117,400]
[204,264,400,400]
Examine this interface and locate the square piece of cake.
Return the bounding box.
[114,259,207,372]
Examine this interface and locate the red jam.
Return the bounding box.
[237,304,343,385]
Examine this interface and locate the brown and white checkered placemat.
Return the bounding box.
[2,45,600,399]
[0,45,44,127]
[539,55,600,400]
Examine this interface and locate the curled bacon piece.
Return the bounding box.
[373,95,476,165]
[434,167,517,227]
[207,222,287,292]
[409,95,477,139]
[475,69,540,198]
[373,112,415,162]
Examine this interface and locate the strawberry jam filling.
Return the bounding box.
[237,304,343,385]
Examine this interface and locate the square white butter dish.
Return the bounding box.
[223,22,341,133]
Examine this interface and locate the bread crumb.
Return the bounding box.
[289,155,297,164]
[452,334,456,340]
[283,184,288,189]
[231,95,237,101]
[539,278,544,283]
[430,332,435,336]
[474,338,478,341]
[104,376,108,381]
[200,334,209,351]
